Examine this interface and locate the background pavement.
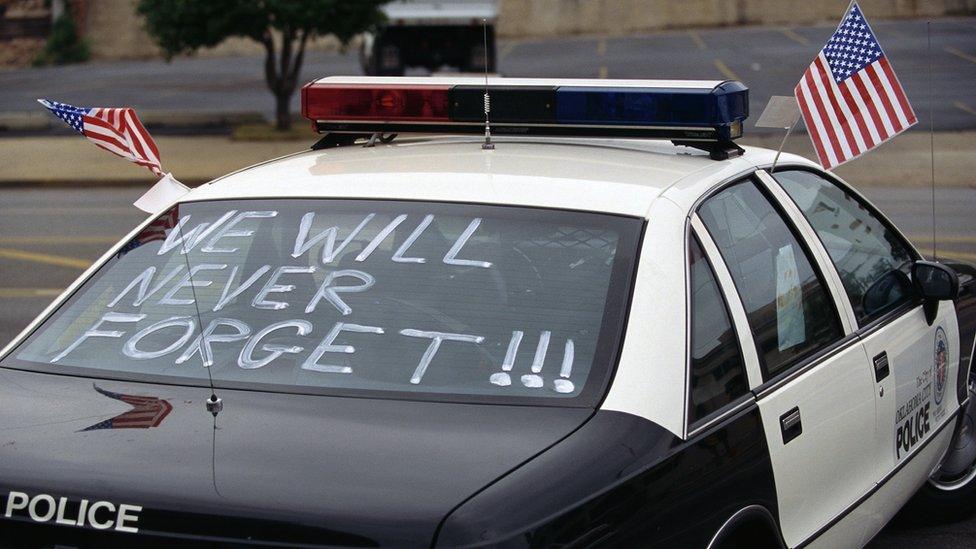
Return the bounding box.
[1,18,975,134]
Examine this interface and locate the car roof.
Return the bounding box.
[188,136,818,217]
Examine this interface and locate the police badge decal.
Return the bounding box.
[934,327,949,408]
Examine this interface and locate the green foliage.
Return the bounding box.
[136,0,387,60]
[33,12,90,66]
[135,0,388,128]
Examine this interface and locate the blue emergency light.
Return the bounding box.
[301,77,749,158]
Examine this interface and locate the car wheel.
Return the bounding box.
[907,379,976,524]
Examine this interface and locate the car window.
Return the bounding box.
[2,200,641,406]
[774,169,916,325]
[688,235,748,425]
[697,180,843,379]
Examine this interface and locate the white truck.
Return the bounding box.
[361,0,498,75]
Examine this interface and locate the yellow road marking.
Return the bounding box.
[0,207,136,216]
[596,38,606,56]
[599,66,608,79]
[779,28,810,46]
[712,58,740,81]
[0,288,63,298]
[498,41,517,61]
[954,101,976,117]
[946,46,976,64]
[908,234,976,244]
[0,236,119,245]
[916,249,976,262]
[0,248,91,270]
[688,30,706,51]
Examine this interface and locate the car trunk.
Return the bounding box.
[0,368,592,547]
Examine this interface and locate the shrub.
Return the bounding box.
[33,11,90,66]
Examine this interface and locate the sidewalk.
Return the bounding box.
[0,132,973,188]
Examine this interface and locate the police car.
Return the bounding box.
[1,77,974,548]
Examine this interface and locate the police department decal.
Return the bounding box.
[934,327,948,406]
[2,490,141,533]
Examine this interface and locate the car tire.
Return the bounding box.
[903,379,976,525]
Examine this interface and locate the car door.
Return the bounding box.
[693,176,878,548]
[767,168,962,521]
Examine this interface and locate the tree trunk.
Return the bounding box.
[274,90,291,131]
[261,28,309,131]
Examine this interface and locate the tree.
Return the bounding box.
[137,0,387,130]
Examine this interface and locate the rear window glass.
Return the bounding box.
[2,200,640,405]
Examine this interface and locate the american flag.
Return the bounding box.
[38,99,164,177]
[794,2,916,170]
[116,205,180,258]
[80,384,173,431]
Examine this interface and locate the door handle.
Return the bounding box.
[873,351,890,382]
[780,407,802,444]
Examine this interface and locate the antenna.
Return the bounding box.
[174,216,222,416]
[927,21,938,261]
[481,18,494,150]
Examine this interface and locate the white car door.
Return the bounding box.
[770,168,962,539]
[694,176,877,548]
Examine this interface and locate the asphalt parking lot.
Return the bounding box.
[0,185,973,547]
[2,17,975,134]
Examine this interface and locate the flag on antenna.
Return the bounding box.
[38,99,164,177]
[794,1,916,170]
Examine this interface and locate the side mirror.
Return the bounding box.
[912,260,959,325]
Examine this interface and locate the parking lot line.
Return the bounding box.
[908,234,976,244]
[596,38,606,56]
[688,30,706,50]
[0,207,135,216]
[0,288,63,298]
[916,248,976,262]
[498,41,518,61]
[0,248,90,270]
[954,101,976,117]
[946,46,976,64]
[779,28,810,46]
[712,58,741,81]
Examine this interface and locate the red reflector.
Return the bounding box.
[302,84,451,122]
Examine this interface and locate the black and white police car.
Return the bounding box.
[1,77,974,548]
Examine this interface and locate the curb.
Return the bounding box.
[0,178,210,189]
[0,110,267,134]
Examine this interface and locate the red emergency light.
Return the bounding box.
[302,83,451,122]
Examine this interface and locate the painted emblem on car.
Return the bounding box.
[80,384,173,432]
[934,327,948,406]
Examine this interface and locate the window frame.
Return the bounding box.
[693,174,848,383]
[766,165,924,334]
[684,232,751,431]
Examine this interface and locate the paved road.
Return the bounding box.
[2,18,976,134]
[0,186,973,546]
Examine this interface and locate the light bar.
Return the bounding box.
[301,76,748,144]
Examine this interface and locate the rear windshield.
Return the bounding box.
[2,200,641,406]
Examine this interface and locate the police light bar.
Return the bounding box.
[301,76,748,148]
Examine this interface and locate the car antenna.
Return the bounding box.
[926,21,938,262]
[481,18,494,150]
[174,219,222,417]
